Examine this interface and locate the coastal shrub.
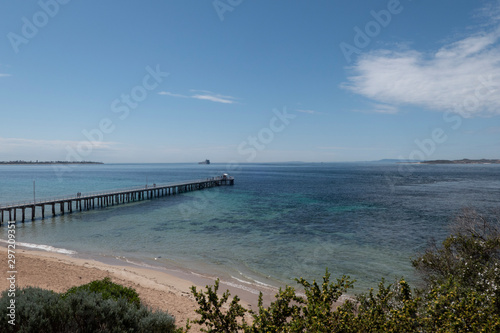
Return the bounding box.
[188,209,500,332]
[348,278,420,332]
[411,208,500,331]
[138,310,182,333]
[189,272,356,332]
[0,287,68,332]
[190,278,247,332]
[63,276,141,307]
[248,272,355,332]
[0,284,177,332]
[247,285,303,331]
[412,208,500,292]
[419,277,500,332]
[64,289,177,332]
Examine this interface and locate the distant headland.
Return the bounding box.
[420,159,500,165]
[0,160,104,165]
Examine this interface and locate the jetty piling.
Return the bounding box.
[0,176,234,224]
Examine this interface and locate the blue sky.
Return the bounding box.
[1,0,499,163]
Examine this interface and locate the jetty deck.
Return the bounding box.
[0,176,234,224]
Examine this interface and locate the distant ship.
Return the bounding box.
[198,159,210,165]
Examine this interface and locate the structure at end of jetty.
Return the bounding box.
[0,175,234,224]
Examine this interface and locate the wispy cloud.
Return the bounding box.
[0,74,11,77]
[191,94,234,104]
[318,146,394,151]
[0,137,118,151]
[342,4,500,117]
[158,91,188,98]
[296,109,322,115]
[474,0,500,23]
[158,89,237,104]
[371,104,399,114]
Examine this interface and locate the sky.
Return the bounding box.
[1,0,500,163]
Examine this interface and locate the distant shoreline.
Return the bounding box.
[420,159,500,165]
[0,161,104,165]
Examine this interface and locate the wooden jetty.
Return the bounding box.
[0,176,234,224]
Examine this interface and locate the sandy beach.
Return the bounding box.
[0,247,270,332]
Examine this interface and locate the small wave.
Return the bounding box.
[190,271,217,280]
[222,280,261,295]
[231,276,254,285]
[110,256,184,274]
[235,270,278,288]
[189,271,263,294]
[231,275,275,290]
[114,256,158,269]
[0,240,77,255]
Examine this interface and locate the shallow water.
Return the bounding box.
[1,162,499,293]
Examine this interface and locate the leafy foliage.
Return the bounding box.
[247,272,355,332]
[412,209,500,290]
[63,276,141,307]
[0,287,68,333]
[64,289,176,332]
[190,279,247,332]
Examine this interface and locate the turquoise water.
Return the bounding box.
[1,163,499,293]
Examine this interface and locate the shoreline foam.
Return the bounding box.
[0,240,77,255]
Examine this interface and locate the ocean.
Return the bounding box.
[0,162,499,294]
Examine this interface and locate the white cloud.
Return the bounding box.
[158,90,237,104]
[296,109,321,115]
[191,94,234,104]
[158,91,188,98]
[0,74,11,77]
[342,12,500,117]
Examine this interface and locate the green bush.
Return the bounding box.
[0,287,68,333]
[247,271,355,332]
[190,279,247,332]
[63,277,141,307]
[64,289,176,332]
